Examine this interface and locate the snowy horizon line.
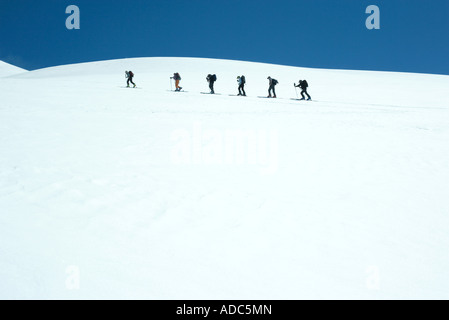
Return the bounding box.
[2,57,448,77]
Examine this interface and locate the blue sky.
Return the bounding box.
[1,0,448,75]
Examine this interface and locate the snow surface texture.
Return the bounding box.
[1,57,449,299]
[0,61,26,78]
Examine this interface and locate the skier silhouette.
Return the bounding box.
[294,80,311,100]
[237,75,246,96]
[125,71,136,88]
[171,72,182,91]
[206,74,217,94]
[267,76,278,98]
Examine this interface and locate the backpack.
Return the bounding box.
[211,74,217,82]
[129,71,134,78]
[303,80,308,88]
[174,73,181,80]
[272,79,278,85]
[241,75,246,84]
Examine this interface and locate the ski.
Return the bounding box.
[200,92,221,95]
[290,98,313,101]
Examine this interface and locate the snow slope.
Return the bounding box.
[1,57,449,299]
[0,61,27,77]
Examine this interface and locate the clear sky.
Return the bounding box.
[1,0,448,75]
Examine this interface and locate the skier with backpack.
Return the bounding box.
[294,80,311,100]
[125,71,136,88]
[267,76,278,98]
[206,74,217,94]
[171,72,182,91]
[237,75,246,96]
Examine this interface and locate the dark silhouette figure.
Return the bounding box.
[206,74,217,94]
[295,80,311,100]
[237,75,246,96]
[267,76,278,98]
[171,72,182,91]
[125,71,136,88]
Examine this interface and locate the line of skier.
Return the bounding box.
[125,71,312,101]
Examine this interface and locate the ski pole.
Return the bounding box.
[294,84,299,99]
[170,78,173,91]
